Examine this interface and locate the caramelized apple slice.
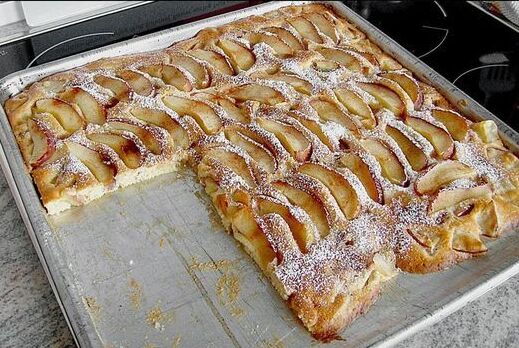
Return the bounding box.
[273,180,330,237]
[217,39,255,72]
[287,16,322,43]
[316,47,363,72]
[291,115,334,150]
[386,125,428,171]
[429,185,491,213]
[452,232,487,254]
[380,72,423,108]
[304,13,338,43]
[225,129,275,173]
[87,133,142,169]
[431,109,469,141]
[415,161,476,195]
[257,118,311,162]
[170,54,210,89]
[471,120,499,144]
[231,207,276,270]
[357,82,405,117]
[361,138,408,186]
[299,163,360,219]
[117,70,154,96]
[339,152,384,203]
[257,197,315,252]
[189,49,234,75]
[198,93,248,123]
[59,87,106,124]
[162,95,222,134]
[66,141,116,184]
[264,27,303,50]
[309,99,358,132]
[33,98,85,134]
[142,64,193,91]
[227,84,284,106]
[269,73,312,95]
[204,148,256,187]
[130,107,190,149]
[334,88,376,128]
[109,119,162,155]
[312,60,339,72]
[250,32,293,57]
[405,116,454,159]
[28,118,56,167]
[93,75,130,101]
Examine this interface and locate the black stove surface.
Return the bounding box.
[1,1,518,129]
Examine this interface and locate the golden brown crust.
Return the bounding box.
[4,2,519,340]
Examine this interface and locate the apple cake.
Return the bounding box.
[4,3,519,340]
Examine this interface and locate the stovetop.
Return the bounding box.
[0,1,517,129]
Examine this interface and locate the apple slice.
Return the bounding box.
[299,162,360,219]
[339,152,384,203]
[268,73,312,95]
[386,125,428,171]
[225,129,275,173]
[162,95,222,134]
[272,180,330,237]
[309,98,358,132]
[217,39,255,72]
[198,93,249,123]
[204,147,256,187]
[290,115,334,150]
[287,16,322,43]
[304,13,338,43]
[415,161,476,195]
[66,141,116,184]
[431,109,469,141]
[93,75,130,101]
[263,27,303,51]
[471,120,499,144]
[108,119,163,155]
[407,226,439,250]
[312,60,340,72]
[170,54,210,89]
[257,118,311,162]
[117,70,154,96]
[189,49,234,75]
[334,88,376,129]
[226,84,284,106]
[231,207,276,270]
[87,132,142,169]
[139,64,193,92]
[28,118,56,167]
[360,138,408,186]
[452,232,487,254]
[405,116,454,159]
[59,87,106,124]
[33,98,85,134]
[316,47,363,72]
[429,184,491,214]
[250,32,293,57]
[357,82,405,117]
[130,107,190,149]
[380,72,423,108]
[257,196,315,252]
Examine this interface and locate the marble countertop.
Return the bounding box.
[0,168,518,347]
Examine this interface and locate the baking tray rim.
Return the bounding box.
[0,1,518,347]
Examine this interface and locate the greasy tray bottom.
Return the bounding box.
[45,169,519,347]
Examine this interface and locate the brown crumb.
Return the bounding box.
[216,272,244,317]
[82,296,101,322]
[189,256,234,271]
[128,278,143,311]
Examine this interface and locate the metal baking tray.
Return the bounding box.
[1,2,519,347]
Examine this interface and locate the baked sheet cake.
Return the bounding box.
[4,3,519,340]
